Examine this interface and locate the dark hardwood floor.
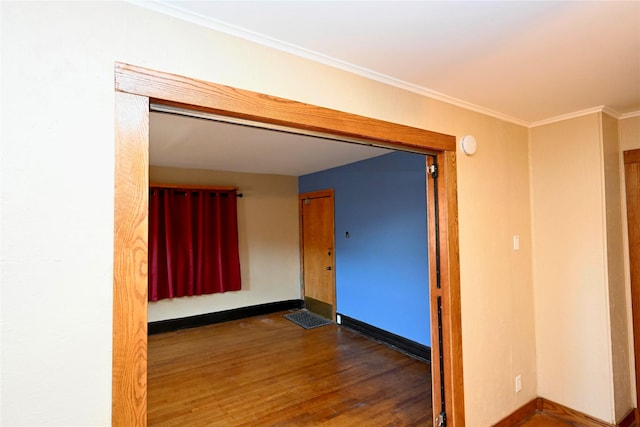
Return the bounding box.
[148,311,433,426]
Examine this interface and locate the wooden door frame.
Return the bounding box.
[299,189,336,320]
[113,62,464,426]
[624,149,640,412]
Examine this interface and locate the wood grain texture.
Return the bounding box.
[113,92,150,426]
[115,63,456,153]
[516,413,573,427]
[493,397,637,427]
[540,398,612,427]
[300,191,335,313]
[147,312,433,426]
[427,155,444,419]
[625,149,640,165]
[441,150,465,426]
[492,398,540,427]
[426,152,465,426]
[114,63,463,425]
[617,408,638,427]
[625,150,640,411]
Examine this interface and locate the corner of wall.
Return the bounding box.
[618,116,640,409]
[529,113,616,422]
[601,113,634,421]
[525,125,541,400]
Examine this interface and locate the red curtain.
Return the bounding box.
[148,187,241,301]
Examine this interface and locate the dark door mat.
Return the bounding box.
[284,310,333,329]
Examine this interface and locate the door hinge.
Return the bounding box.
[428,163,438,178]
[436,411,446,427]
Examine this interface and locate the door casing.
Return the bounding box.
[113,62,464,426]
[299,190,336,320]
[624,149,640,411]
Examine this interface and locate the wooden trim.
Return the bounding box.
[298,196,305,306]
[625,150,640,412]
[338,314,431,363]
[491,398,540,427]
[540,398,612,427]
[617,408,638,427]
[115,63,456,153]
[150,182,238,192]
[112,92,149,426]
[436,151,465,425]
[298,189,334,200]
[113,63,463,426]
[148,300,304,335]
[426,152,464,425]
[492,396,638,427]
[426,155,443,419]
[624,149,640,165]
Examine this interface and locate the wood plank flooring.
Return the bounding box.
[516,414,574,427]
[148,311,433,426]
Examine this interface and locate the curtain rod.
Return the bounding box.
[150,183,243,197]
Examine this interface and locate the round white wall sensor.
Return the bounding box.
[461,135,477,155]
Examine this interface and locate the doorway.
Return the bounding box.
[300,190,336,320]
[113,63,464,426]
[624,149,640,409]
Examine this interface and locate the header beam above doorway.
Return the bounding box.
[115,63,456,153]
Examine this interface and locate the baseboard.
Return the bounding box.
[492,397,637,427]
[337,313,431,363]
[540,398,612,427]
[492,398,540,427]
[304,296,332,320]
[618,408,638,427]
[148,299,304,335]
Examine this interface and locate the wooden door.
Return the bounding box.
[299,190,336,320]
[625,149,640,409]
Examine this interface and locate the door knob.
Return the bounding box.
[326,266,332,271]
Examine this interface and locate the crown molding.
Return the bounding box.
[620,110,640,120]
[600,105,640,120]
[130,0,530,128]
[531,106,608,128]
[602,106,622,118]
[131,1,640,130]
[531,106,640,127]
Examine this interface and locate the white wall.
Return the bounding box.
[2,2,536,425]
[147,167,300,322]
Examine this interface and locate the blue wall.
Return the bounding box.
[299,151,430,346]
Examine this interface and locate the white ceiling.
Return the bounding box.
[150,111,392,176]
[143,0,640,176]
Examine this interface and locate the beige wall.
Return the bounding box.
[147,167,300,322]
[454,114,537,423]
[0,2,541,425]
[530,113,632,423]
[620,116,640,151]
[602,113,634,420]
